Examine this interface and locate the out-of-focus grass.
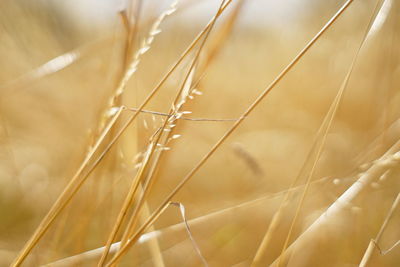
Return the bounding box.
[1,0,399,266]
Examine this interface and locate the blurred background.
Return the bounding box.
[0,0,399,266]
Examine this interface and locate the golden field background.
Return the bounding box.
[0,0,399,266]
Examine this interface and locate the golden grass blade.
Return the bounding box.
[0,35,119,98]
[109,201,171,267]
[0,113,20,187]
[0,51,78,92]
[100,0,228,258]
[252,1,387,264]
[134,187,166,267]
[97,142,155,266]
[118,0,230,250]
[100,1,234,257]
[11,1,237,264]
[121,0,236,249]
[117,6,228,248]
[251,81,345,266]
[273,1,387,266]
[197,0,245,74]
[6,1,398,266]
[359,193,400,267]
[187,0,245,103]
[98,2,181,265]
[11,106,125,267]
[105,1,356,265]
[269,140,400,266]
[73,0,235,191]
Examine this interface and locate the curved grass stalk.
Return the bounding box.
[170,202,209,266]
[372,240,400,256]
[359,193,400,266]
[45,168,364,266]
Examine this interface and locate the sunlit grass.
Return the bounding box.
[1,0,399,266]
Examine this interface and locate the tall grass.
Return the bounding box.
[1,0,399,266]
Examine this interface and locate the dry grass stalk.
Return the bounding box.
[252,79,346,266]
[97,141,155,265]
[170,202,209,266]
[11,106,125,267]
[359,193,400,267]
[273,1,387,266]
[269,140,400,266]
